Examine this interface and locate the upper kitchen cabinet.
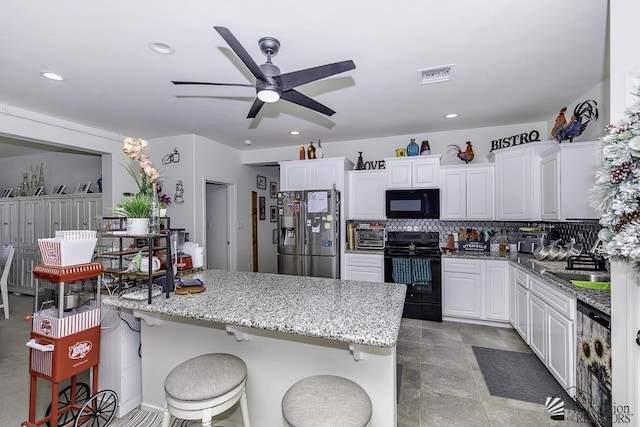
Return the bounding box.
[0,200,19,244]
[440,164,494,220]
[540,141,601,220]
[347,170,386,220]
[279,157,353,192]
[489,141,555,221]
[385,155,441,189]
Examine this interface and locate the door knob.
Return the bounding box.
[636,330,640,347]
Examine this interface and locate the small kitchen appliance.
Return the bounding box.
[516,230,558,254]
[169,228,192,270]
[355,227,385,250]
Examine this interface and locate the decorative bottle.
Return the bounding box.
[307,142,316,159]
[420,140,431,155]
[149,182,160,235]
[299,146,306,160]
[406,138,419,156]
[315,140,324,159]
[355,152,365,170]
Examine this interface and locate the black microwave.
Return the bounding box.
[385,189,440,219]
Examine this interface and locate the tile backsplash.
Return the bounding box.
[380,219,600,248]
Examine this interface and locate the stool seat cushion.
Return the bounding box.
[164,353,247,402]
[282,375,372,426]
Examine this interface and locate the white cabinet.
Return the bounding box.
[384,155,441,188]
[347,171,386,220]
[44,197,72,237]
[279,157,353,192]
[490,141,555,220]
[442,258,508,322]
[6,194,102,295]
[0,200,19,244]
[344,253,383,283]
[484,260,509,321]
[440,164,494,220]
[540,141,601,220]
[19,199,44,245]
[513,267,530,342]
[529,292,547,360]
[71,195,101,230]
[529,275,576,393]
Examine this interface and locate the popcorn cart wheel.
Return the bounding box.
[43,383,117,427]
[44,383,89,426]
[72,389,118,427]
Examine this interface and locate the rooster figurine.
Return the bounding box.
[551,100,599,143]
[447,141,475,163]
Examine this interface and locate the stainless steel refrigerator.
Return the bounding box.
[277,189,340,279]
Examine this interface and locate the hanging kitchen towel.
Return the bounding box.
[412,258,432,284]
[392,258,412,284]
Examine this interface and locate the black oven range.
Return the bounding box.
[384,231,442,321]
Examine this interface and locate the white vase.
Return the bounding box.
[127,218,149,235]
[160,208,167,217]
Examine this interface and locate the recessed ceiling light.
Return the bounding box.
[290,131,300,135]
[149,40,175,55]
[244,140,252,146]
[41,72,65,81]
[445,113,458,119]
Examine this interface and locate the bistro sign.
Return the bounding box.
[490,130,541,152]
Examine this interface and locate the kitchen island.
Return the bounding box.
[102,269,406,426]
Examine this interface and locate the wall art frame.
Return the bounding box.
[75,181,91,194]
[270,206,277,222]
[259,196,266,220]
[257,175,267,190]
[52,185,66,195]
[270,181,278,198]
[1,188,13,198]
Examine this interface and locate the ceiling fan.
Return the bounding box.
[172,26,356,119]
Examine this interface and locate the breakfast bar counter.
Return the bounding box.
[102,269,406,426]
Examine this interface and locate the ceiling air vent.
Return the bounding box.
[418,64,455,84]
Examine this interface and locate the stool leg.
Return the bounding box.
[239,390,250,427]
[161,405,171,427]
[201,407,212,427]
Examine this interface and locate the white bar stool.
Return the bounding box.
[161,353,250,427]
[281,375,372,426]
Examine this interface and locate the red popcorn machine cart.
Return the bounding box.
[22,262,118,427]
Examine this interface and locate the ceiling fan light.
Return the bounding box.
[257,89,280,103]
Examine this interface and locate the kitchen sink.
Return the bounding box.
[546,270,610,289]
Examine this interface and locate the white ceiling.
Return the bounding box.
[0,0,608,156]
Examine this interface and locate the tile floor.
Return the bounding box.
[3,294,591,426]
[397,317,591,426]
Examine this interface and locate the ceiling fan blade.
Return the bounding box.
[280,90,336,116]
[214,26,267,81]
[278,60,356,91]
[172,81,255,88]
[247,98,265,119]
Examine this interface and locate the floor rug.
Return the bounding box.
[115,409,192,427]
[472,346,578,409]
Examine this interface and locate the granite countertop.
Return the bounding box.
[102,269,406,348]
[443,251,611,315]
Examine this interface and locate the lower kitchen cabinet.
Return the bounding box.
[344,253,383,283]
[529,276,576,394]
[512,266,530,342]
[529,292,547,360]
[442,258,509,322]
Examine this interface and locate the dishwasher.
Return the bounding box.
[575,300,611,427]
